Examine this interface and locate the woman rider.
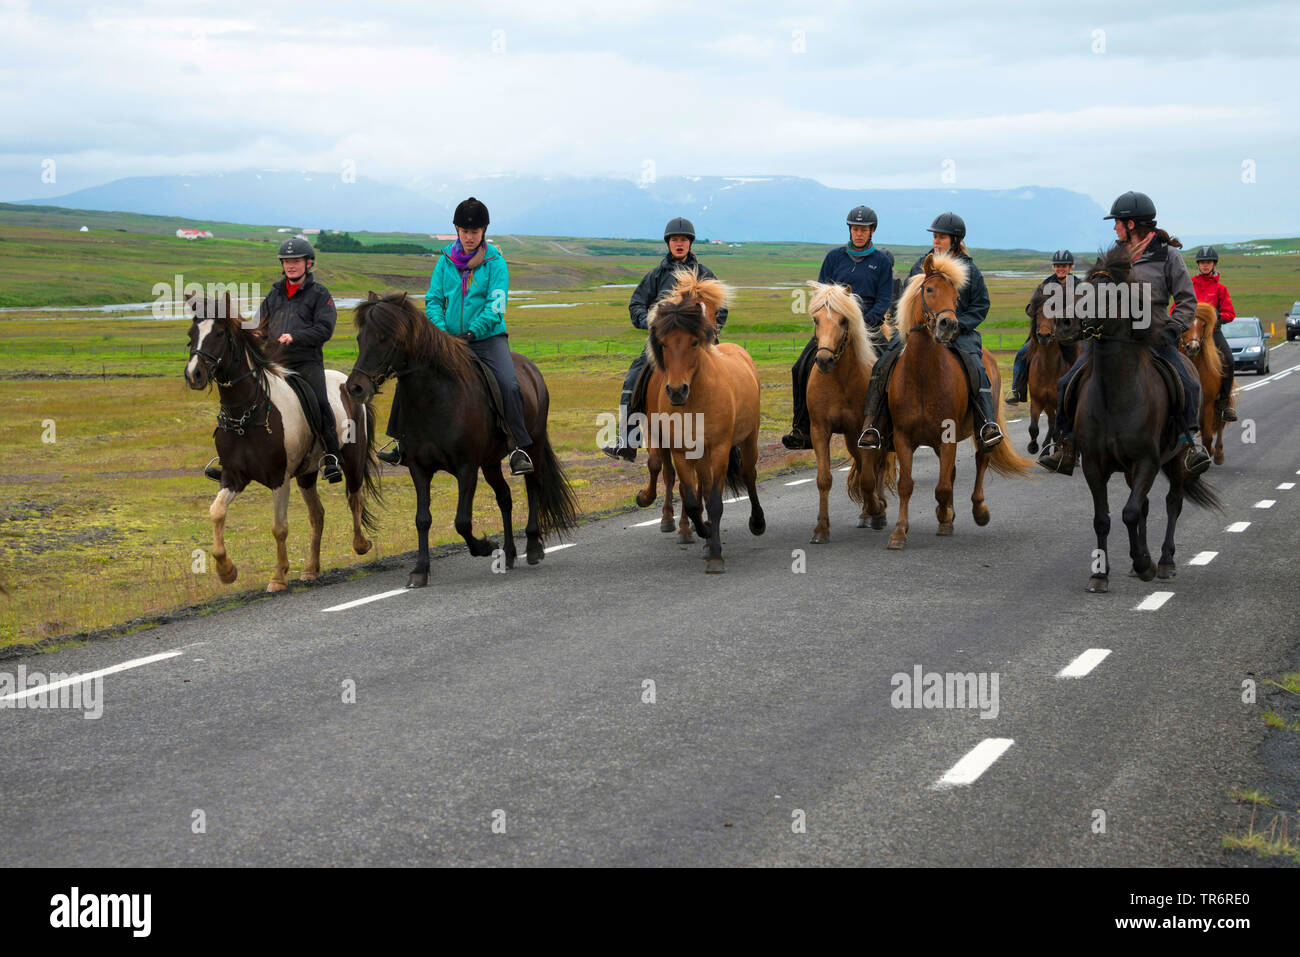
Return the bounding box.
[1006,250,1078,405]
[377,197,534,475]
[780,205,895,450]
[857,212,1003,452]
[1189,245,1238,421]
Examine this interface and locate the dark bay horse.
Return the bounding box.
[643,269,764,573]
[803,281,896,543]
[1055,248,1222,592]
[184,292,379,591]
[1181,302,1231,466]
[886,253,1032,550]
[1025,294,1071,456]
[344,293,577,587]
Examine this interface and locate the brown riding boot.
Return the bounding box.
[1037,435,1076,475]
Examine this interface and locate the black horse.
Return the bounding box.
[344,293,577,587]
[1055,249,1222,593]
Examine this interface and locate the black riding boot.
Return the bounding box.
[378,384,405,465]
[781,337,817,450]
[857,360,893,451]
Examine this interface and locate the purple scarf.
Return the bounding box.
[446,240,487,295]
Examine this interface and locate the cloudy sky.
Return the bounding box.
[2,0,1297,235]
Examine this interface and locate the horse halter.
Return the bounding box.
[350,338,409,389]
[813,312,850,365]
[918,276,957,336]
[189,326,255,388]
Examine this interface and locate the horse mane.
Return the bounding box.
[895,252,969,339]
[190,293,284,389]
[353,292,475,379]
[806,281,877,368]
[1195,301,1222,370]
[645,268,733,370]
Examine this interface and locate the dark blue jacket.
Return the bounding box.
[908,251,990,335]
[258,272,336,365]
[629,252,728,331]
[818,246,895,328]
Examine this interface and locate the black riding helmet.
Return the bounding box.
[846,206,878,228]
[663,217,695,242]
[926,211,966,243]
[454,197,490,230]
[1104,191,1157,224]
[1195,245,1219,263]
[278,236,316,261]
[1051,249,1074,265]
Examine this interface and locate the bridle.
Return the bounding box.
[189,319,269,434]
[813,310,850,365]
[918,275,958,339]
[349,337,412,391]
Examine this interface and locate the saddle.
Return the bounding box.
[1063,351,1185,421]
[467,352,512,442]
[284,371,327,449]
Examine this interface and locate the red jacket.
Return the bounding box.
[1191,272,1235,324]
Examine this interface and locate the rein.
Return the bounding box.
[190,330,271,435]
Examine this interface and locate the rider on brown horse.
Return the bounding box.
[602,217,728,462]
[857,212,1003,452]
[1189,245,1238,422]
[781,205,896,450]
[1006,250,1078,405]
[1038,191,1212,477]
[206,236,344,483]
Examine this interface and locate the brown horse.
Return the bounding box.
[1025,296,1072,456]
[1180,301,1231,465]
[804,281,896,543]
[886,253,1032,550]
[642,269,763,573]
[184,292,379,592]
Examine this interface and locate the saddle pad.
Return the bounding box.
[284,371,326,449]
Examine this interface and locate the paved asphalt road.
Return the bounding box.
[3,343,1298,867]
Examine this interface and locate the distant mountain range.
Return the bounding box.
[16,170,1113,249]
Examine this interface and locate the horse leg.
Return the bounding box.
[1157,459,1183,579]
[408,466,433,588]
[522,466,545,566]
[296,474,325,582]
[209,486,240,584]
[971,447,991,527]
[267,482,292,593]
[663,451,681,535]
[676,457,707,544]
[702,461,726,574]
[343,401,372,555]
[1083,459,1111,593]
[1121,462,1158,581]
[1213,418,1226,466]
[482,461,517,569]
[888,441,914,550]
[935,440,956,536]
[636,445,661,508]
[454,465,497,557]
[742,432,764,536]
[810,422,832,544]
[1027,396,1040,455]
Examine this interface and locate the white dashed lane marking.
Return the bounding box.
[631,517,663,528]
[544,543,576,553]
[1188,551,1218,566]
[933,738,1015,789]
[0,651,184,704]
[1278,482,1295,490]
[323,589,408,612]
[1255,500,1276,509]
[1226,521,1251,533]
[1134,592,1174,611]
[1058,649,1112,679]
[784,478,815,486]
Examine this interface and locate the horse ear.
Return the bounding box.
[223,292,237,322]
[368,291,379,302]
[923,252,935,275]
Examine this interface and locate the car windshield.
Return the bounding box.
[1225,319,1262,338]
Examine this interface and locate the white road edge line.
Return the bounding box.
[323,589,409,612]
[632,518,663,528]
[1225,521,1251,533]
[0,650,184,703]
[544,543,576,553]
[784,478,815,486]
[1058,649,1112,679]
[1188,551,1218,566]
[1255,500,1276,509]
[1135,591,1174,611]
[1237,361,1300,392]
[932,738,1015,789]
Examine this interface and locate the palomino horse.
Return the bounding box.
[886,252,1032,550]
[643,269,764,573]
[184,292,379,591]
[344,293,577,587]
[635,373,694,544]
[804,281,896,543]
[1025,293,1072,456]
[1180,302,1231,466]
[1054,248,1222,592]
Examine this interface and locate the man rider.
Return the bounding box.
[857,212,1003,452]
[780,205,895,450]
[1006,250,1078,405]
[602,217,728,461]
[1037,191,1212,476]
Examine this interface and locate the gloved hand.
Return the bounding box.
[1160,326,1180,348]
[457,332,475,343]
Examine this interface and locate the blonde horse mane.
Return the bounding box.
[806,281,879,369]
[895,252,970,339]
[645,267,733,369]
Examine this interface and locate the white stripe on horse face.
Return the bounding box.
[187,318,215,380]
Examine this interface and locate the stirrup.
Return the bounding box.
[376,439,404,466]
[781,428,812,451]
[857,426,883,450]
[602,444,636,463]
[1004,390,1023,406]
[320,453,344,483]
[203,456,222,483]
[510,448,534,475]
[1216,403,1238,422]
[978,422,1004,449]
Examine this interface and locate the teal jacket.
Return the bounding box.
[424,241,509,339]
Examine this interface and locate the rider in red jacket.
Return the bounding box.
[1185,246,1237,421]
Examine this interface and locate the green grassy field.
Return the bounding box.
[1,207,1296,649]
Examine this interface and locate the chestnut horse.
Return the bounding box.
[804,281,896,543]
[1025,295,1071,456]
[643,269,764,573]
[184,292,380,592]
[886,253,1032,550]
[1180,302,1231,465]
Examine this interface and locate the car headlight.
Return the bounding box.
[1243,345,1263,355]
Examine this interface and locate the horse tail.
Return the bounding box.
[986,397,1035,479]
[883,451,899,494]
[847,451,898,500]
[358,397,383,533]
[532,431,580,541]
[725,445,745,498]
[847,459,863,505]
[1182,474,1225,514]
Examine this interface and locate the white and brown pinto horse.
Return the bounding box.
[184,292,380,591]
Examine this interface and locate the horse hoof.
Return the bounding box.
[887,534,906,550]
[506,552,517,570]
[972,505,990,527]
[526,549,543,566]
[353,538,373,555]
[1027,441,1039,455]
[856,516,869,528]
[267,581,287,593]
[1213,452,1224,465]
[1136,564,1156,582]
[748,514,766,536]
[407,572,428,588]
[299,572,318,583]
[810,530,829,545]
[937,523,954,536]
[705,558,726,574]
[635,491,653,508]
[870,514,887,530]
[660,519,675,533]
[1157,563,1176,580]
[216,562,237,585]
[1087,576,1109,593]
[676,532,694,546]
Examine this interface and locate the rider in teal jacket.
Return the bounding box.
[425,239,510,340]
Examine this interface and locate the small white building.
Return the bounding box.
[176,228,213,240]
[79,226,89,232]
